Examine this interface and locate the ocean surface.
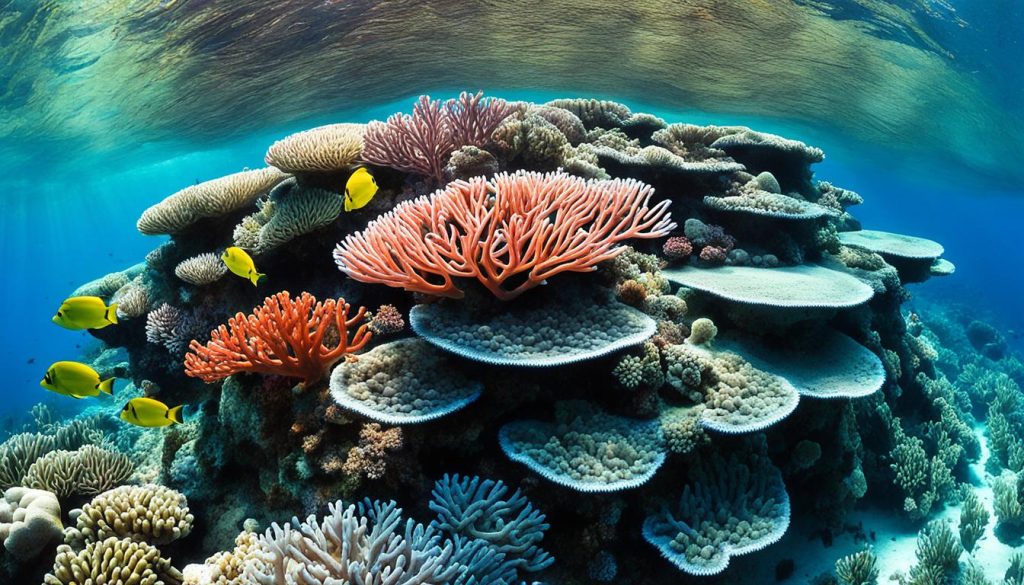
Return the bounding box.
[1,1,1022,584]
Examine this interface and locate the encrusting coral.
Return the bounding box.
[184,291,371,386]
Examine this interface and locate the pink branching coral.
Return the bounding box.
[362,91,516,182]
[184,291,372,386]
[334,170,676,300]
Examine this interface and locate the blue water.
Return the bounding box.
[3,92,1021,420]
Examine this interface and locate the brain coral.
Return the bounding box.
[410,288,656,367]
[44,537,183,585]
[137,167,288,235]
[714,331,886,399]
[642,447,790,576]
[65,484,194,547]
[430,474,554,573]
[0,487,63,561]
[329,338,483,424]
[264,122,366,172]
[498,401,666,492]
[838,229,945,260]
[664,265,874,309]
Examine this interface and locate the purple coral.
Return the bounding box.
[362,92,515,183]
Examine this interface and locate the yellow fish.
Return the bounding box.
[40,361,114,399]
[221,246,265,286]
[344,167,379,212]
[120,397,184,428]
[52,296,118,330]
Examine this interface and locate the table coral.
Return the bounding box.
[664,264,874,309]
[330,338,482,424]
[498,401,666,492]
[185,291,371,386]
[642,445,790,576]
[334,170,675,300]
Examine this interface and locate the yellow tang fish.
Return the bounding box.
[52,296,118,330]
[120,397,184,428]
[344,167,379,212]
[40,361,114,399]
[221,246,265,286]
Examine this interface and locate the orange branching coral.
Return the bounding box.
[184,291,371,386]
[334,170,675,300]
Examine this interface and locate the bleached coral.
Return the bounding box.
[0,487,63,561]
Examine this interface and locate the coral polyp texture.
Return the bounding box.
[838,229,945,260]
[329,338,483,424]
[664,265,874,308]
[137,167,288,235]
[409,288,656,366]
[44,537,183,585]
[684,344,801,434]
[642,447,791,576]
[264,122,366,172]
[498,401,666,492]
[64,484,194,547]
[174,252,227,286]
[334,170,675,300]
[184,291,371,386]
[714,331,886,399]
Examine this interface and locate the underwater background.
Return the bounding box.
[1,1,1023,584]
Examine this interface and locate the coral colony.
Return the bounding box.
[2,92,1020,585]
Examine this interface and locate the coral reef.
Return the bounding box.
[0,487,62,561]
[264,123,365,173]
[64,484,194,547]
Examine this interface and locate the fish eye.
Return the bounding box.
[121,404,129,411]
[57,311,63,317]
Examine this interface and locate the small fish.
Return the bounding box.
[344,167,379,212]
[52,296,118,330]
[120,397,184,428]
[221,246,265,286]
[40,361,114,399]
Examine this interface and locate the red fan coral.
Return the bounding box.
[362,91,515,182]
[334,170,676,301]
[184,291,371,386]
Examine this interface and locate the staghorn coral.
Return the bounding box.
[642,445,790,576]
[341,423,403,481]
[185,292,371,386]
[835,549,879,585]
[64,484,194,547]
[137,167,288,235]
[0,487,63,561]
[330,338,482,424]
[498,401,666,492]
[44,537,183,585]
[363,91,515,182]
[264,123,365,172]
[174,252,228,286]
[429,474,553,573]
[335,170,675,300]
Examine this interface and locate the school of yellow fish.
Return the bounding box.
[43,166,380,428]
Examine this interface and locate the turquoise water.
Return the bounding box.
[2,2,1023,584]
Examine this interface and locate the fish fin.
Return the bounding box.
[106,304,119,324]
[344,194,352,212]
[96,377,115,395]
[167,405,184,424]
[70,394,83,400]
[249,270,265,286]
